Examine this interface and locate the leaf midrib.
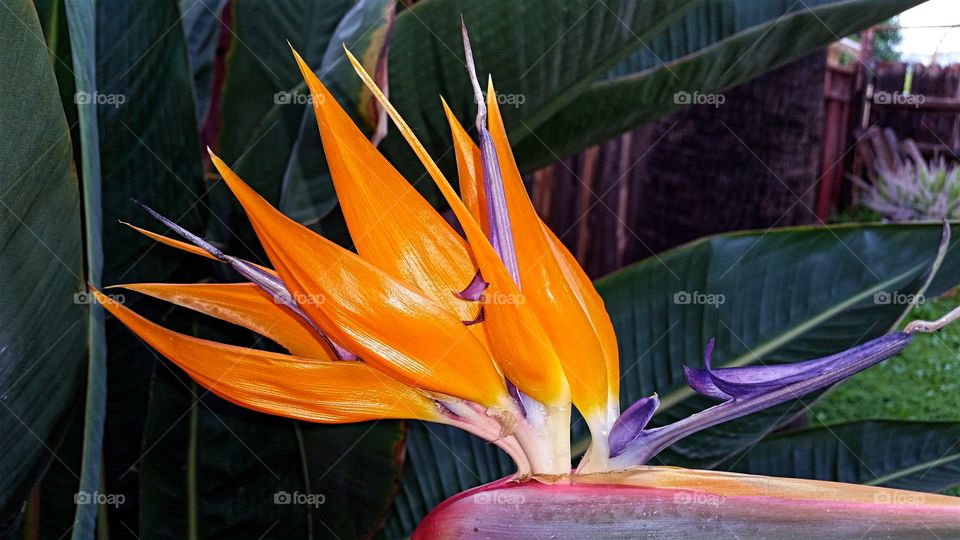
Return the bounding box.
[866,452,960,487]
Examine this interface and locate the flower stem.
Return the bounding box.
[511,397,571,474]
[574,415,612,474]
[441,399,532,476]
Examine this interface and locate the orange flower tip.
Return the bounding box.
[288,44,308,69]
[89,287,110,303]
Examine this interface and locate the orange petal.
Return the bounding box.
[292,50,481,331]
[115,282,334,360]
[541,223,621,406]
[208,151,508,409]
[442,98,488,235]
[122,221,277,276]
[483,82,614,417]
[122,221,218,262]
[91,287,441,423]
[344,48,569,406]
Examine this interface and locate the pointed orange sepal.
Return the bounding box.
[344,48,569,406]
[481,82,615,417]
[90,287,442,423]
[208,151,508,409]
[122,221,277,276]
[115,282,334,360]
[291,49,482,333]
[122,221,218,262]
[441,98,489,235]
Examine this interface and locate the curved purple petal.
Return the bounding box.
[454,269,489,301]
[683,338,732,400]
[462,306,485,326]
[612,332,913,467]
[608,394,659,457]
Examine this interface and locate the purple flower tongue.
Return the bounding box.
[608,394,659,457]
[461,22,520,285]
[683,336,889,400]
[610,331,913,467]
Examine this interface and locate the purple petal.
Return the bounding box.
[683,338,731,400]
[134,201,357,361]
[454,269,489,301]
[507,381,526,417]
[612,332,913,467]
[683,366,730,400]
[608,394,659,458]
[462,306,485,326]
[687,338,890,400]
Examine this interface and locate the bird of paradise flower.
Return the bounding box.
[89,26,960,538]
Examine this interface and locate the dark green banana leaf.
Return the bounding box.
[0,0,89,534]
[726,420,960,493]
[513,0,925,168]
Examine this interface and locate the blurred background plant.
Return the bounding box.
[852,130,960,220]
[2,0,960,538]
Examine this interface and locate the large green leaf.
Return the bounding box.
[278,0,396,228]
[216,0,352,186]
[726,421,960,493]
[0,0,87,532]
[54,0,208,536]
[376,0,699,192]
[386,223,960,537]
[209,0,354,257]
[68,0,206,282]
[210,0,391,255]
[179,0,228,124]
[514,0,925,169]
[218,0,703,231]
[23,397,87,539]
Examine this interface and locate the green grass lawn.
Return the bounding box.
[811,293,960,495]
